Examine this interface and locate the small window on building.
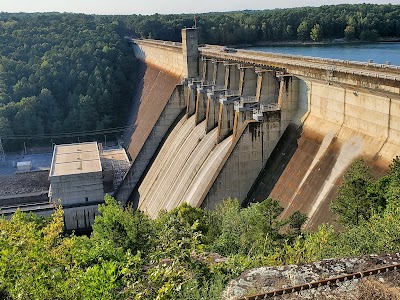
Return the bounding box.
[85,197,88,202]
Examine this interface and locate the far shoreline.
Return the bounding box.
[235,37,400,48]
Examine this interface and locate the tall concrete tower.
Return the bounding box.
[182,28,199,79]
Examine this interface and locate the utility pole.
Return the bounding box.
[0,138,5,166]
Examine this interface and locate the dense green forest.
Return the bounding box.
[1,157,400,299]
[0,13,135,148]
[123,4,400,44]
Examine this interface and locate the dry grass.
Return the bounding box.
[356,274,400,300]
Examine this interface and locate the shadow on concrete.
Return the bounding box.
[123,61,181,163]
[245,123,302,206]
[123,59,146,156]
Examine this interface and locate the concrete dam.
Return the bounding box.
[115,28,400,229]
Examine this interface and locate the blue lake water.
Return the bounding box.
[247,43,400,66]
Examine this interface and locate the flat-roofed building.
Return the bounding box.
[0,141,131,232]
[49,142,104,230]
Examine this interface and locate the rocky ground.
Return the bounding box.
[224,253,400,299]
[0,170,50,196]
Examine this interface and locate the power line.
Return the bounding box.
[0,124,136,140]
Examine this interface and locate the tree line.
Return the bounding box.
[1,157,400,299]
[122,4,400,44]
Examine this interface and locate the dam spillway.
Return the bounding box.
[115,28,400,229]
[137,115,231,218]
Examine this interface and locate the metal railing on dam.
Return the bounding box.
[133,38,182,52]
[199,46,400,84]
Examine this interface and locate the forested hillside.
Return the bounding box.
[1,158,400,299]
[124,4,400,44]
[0,13,135,145]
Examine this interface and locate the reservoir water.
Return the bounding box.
[247,43,400,66]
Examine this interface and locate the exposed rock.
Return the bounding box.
[224,253,400,300]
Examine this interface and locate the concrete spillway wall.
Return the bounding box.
[135,72,306,217]
[133,28,198,79]
[133,40,184,77]
[115,29,198,203]
[202,77,307,209]
[121,35,310,217]
[203,117,281,209]
[136,110,290,218]
[249,79,400,229]
[114,63,185,203]
[137,115,232,218]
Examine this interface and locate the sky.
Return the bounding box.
[1,0,399,15]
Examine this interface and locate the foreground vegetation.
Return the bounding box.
[1,158,399,299]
